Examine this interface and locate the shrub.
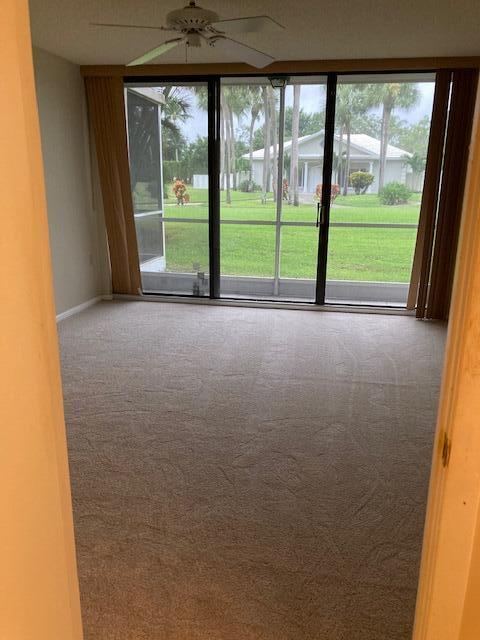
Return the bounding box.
[239,179,261,193]
[350,171,374,195]
[379,181,412,205]
[172,179,188,204]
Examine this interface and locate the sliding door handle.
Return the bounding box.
[317,203,327,228]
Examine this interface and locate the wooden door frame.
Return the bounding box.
[412,86,480,640]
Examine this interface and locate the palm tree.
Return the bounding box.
[366,83,419,190]
[246,87,263,187]
[267,86,278,199]
[289,84,301,206]
[262,86,271,198]
[335,84,371,195]
[195,85,232,200]
[219,91,232,203]
[403,151,426,191]
[223,86,249,191]
[161,86,193,162]
[198,85,248,200]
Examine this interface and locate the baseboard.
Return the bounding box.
[56,295,110,323]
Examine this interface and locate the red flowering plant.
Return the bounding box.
[173,179,188,205]
[314,183,340,202]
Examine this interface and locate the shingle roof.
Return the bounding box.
[348,134,410,158]
[245,131,411,160]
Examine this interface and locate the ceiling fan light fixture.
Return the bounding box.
[186,33,202,47]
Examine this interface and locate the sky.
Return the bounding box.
[290,82,435,124]
[171,80,436,143]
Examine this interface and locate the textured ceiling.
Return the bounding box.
[29,0,480,66]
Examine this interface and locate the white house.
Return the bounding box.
[245,132,413,194]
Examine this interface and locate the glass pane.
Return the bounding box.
[279,226,317,301]
[219,78,279,223]
[220,224,275,299]
[326,72,436,306]
[219,76,326,302]
[326,226,418,305]
[219,77,278,300]
[125,83,209,295]
[141,221,209,296]
[281,79,327,223]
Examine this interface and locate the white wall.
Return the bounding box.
[33,47,110,314]
[384,159,406,187]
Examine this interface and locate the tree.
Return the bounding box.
[393,115,431,156]
[262,86,271,197]
[223,86,249,190]
[335,84,372,195]
[403,151,427,191]
[289,84,301,206]
[161,86,192,162]
[186,136,208,175]
[252,107,325,149]
[220,91,232,204]
[213,86,251,198]
[284,107,325,139]
[366,83,419,190]
[246,87,263,186]
[267,86,278,199]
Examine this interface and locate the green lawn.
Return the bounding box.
[134,184,421,282]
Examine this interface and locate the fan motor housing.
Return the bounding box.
[166,3,219,31]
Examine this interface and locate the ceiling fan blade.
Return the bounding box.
[91,22,172,31]
[127,38,184,66]
[211,15,284,34]
[209,37,274,69]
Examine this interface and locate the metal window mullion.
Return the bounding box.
[273,84,286,297]
[315,73,337,305]
[155,219,419,227]
[208,77,221,298]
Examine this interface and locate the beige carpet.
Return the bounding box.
[59,301,446,640]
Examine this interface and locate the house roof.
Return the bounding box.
[127,87,165,106]
[245,131,411,161]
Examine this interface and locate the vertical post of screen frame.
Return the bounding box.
[273,81,287,297]
[208,77,221,298]
[315,73,337,305]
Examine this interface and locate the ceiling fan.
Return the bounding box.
[92,1,284,68]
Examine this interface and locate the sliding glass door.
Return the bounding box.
[125,71,438,307]
[325,73,436,306]
[219,76,328,301]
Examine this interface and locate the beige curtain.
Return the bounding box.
[85,76,141,295]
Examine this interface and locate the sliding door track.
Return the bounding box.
[113,293,415,316]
